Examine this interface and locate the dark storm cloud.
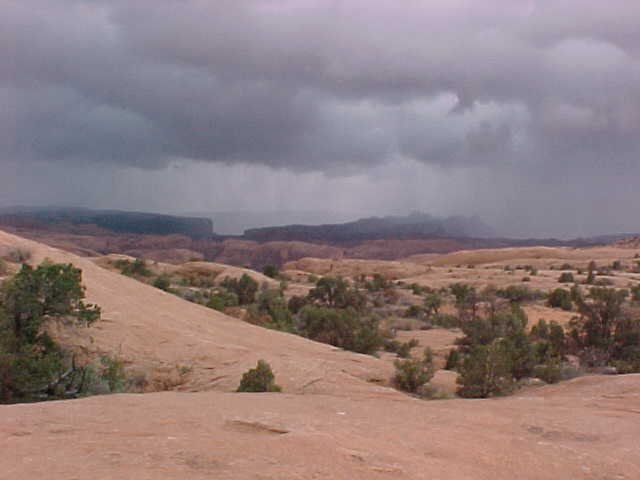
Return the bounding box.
[3,0,640,173]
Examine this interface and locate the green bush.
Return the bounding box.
[297,305,382,354]
[530,319,565,358]
[585,261,597,285]
[287,295,308,314]
[404,304,423,318]
[423,292,442,316]
[256,289,295,332]
[99,356,127,393]
[445,348,460,370]
[393,349,435,393]
[430,313,460,329]
[558,272,574,283]
[497,285,538,303]
[221,274,259,305]
[115,258,152,277]
[308,276,365,310]
[237,360,281,392]
[207,295,226,311]
[366,273,390,292]
[384,338,419,358]
[547,288,572,310]
[0,262,100,403]
[456,341,515,398]
[152,274,172,291]
[262,264,279,279]
[397,339,419,358]
[533,357,562,384]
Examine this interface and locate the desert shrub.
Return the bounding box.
[547,288,572,311]
[178,269,217,288]
[207,295,226,312]
[560,263,573,270]
[417,383,451,400]
[404,304,423,318]
[308,276,365,310]
[594,278,614,286]
[559,363,583,381]
[256,289,295,332]
[152,274,171,291]
[445,348,460,370]
[558,272,574,283]
[297,305,382,354]
[530,319,566,358]
[287,295,308,314]
[610,317,640,373]
[450,283,478,320]
[115,258,152,277]
[383,338,419,358]
[307,274,318,284]
[0,262,100,403]
[570,284,582,303]
[366,273,389,292]
[0,259,7,275]
[4,249,31,263]
[458,304,528,347]
[568,287,629,366]
[632,284,640,302]
[502,331,536,380]
[585,261,597,285]
[262,264,279,279]
[533,356,562,384]
[450,283,475,305]
[396,339,419,358]
[497,285,537,303]
[521,276,531,282]
[221,274,259,305]
[430,313,460,329]
[237,360,281,392]
[409,283,424,295]
[423,292,442,316]
[383,339,402,353]
[456,341,515,398]
[98,356,127,393]
[611,260,623,271]
[393,348,435,393]
[206,289,238,311]
[574,287,627,346]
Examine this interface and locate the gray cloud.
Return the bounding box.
[2,1,640,237]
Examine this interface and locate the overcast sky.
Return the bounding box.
[2,0,640,237]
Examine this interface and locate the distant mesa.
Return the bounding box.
[0,206,214,239]
[243,212,496,243]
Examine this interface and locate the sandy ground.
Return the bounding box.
[2,230,640,479]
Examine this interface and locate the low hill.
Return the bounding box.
[0,230,390,395]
